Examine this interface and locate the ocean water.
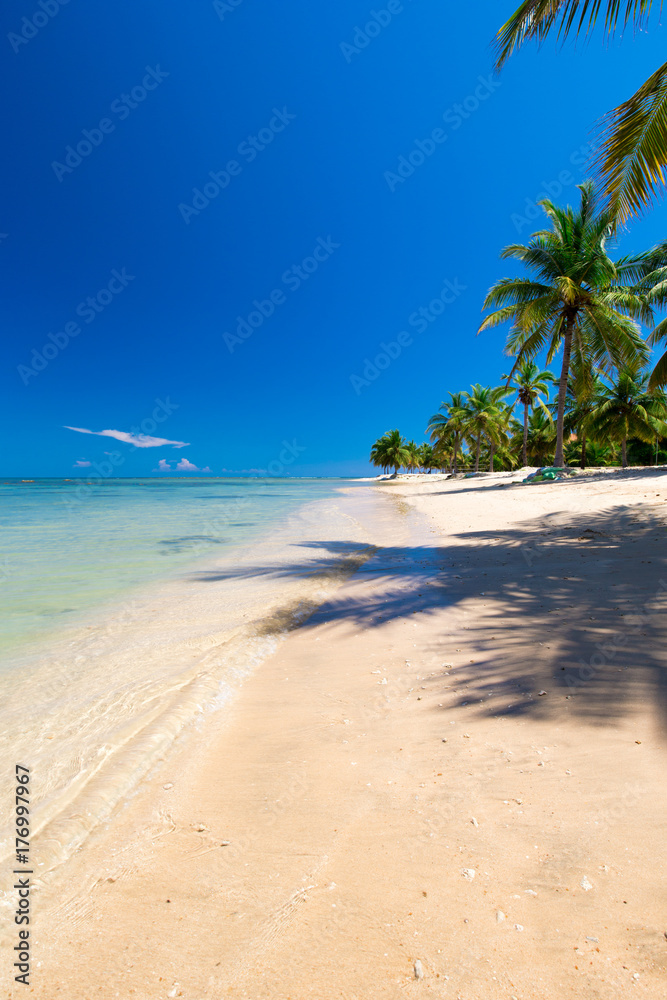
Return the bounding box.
[0,477,344,658]
[0,476,389,892]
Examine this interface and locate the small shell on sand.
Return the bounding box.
[414,959,424,979]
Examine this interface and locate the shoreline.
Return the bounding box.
[7,469,667,998]
[0,484,390,899]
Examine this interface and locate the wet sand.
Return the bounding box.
[9,469,667,999]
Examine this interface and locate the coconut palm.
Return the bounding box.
[578,440,618,467]
[524,406,557,466]
[404,440,422,473]
[427,392,468,472]
[587,365,667,467]
[461,384,512,472]
[419,443,436,472]
[502,360,554,467]
[370,430,410,475]
[493,1,667,220]
[559,351,607,468]
[479,182,653,468]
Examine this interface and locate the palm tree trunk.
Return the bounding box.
[475,436,480,472]
[523,402,529,467]
[554,317,574,467]
[621,436,628,468]
[580,429,587,469]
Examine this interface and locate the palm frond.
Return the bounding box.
[596,58,667,220]
[494,1,655,72]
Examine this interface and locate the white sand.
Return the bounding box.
[8,468,667,998]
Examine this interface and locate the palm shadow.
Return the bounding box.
[188,502,667,730]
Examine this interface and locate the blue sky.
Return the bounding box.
[2,0,667,477]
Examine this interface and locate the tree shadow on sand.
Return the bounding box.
[188,502,667,730]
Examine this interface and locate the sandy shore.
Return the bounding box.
[10,469,667,999]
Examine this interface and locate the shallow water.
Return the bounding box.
[0,478,389,891]
[0,477,344,658]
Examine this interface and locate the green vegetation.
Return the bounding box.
[370,184,667,476]
[495,1,667,221]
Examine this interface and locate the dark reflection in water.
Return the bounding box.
[159,535,227,553]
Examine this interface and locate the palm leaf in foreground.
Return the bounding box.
[494,1,666,218]
[596,59,667,221]
[494,1,655,72]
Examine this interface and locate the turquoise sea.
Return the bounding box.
[0,477,343,659]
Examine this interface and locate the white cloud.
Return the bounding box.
[73,459,91,467]
[155,459,172,471]
[176,458,199,471]
[64,426,189,448]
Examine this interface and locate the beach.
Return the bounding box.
[6,471,667,999]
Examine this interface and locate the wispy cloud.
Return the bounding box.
[73,459,91,467]
[65,426,190,448]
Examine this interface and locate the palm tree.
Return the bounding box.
[494,1,667,220]
[462,384,511,472]
[503,360,554,467]
[524,406,556,466]
[587,366,667,467]
[419,443,436,472]
[427,392,468,472]
[578,440,618,467]
[479,183,652,468]
[370,430,410,475]
[405,440,422,473]
[559,351,606,468]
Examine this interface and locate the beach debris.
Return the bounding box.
[462,733,471,738]
[163,783,174,790]
[524,889,538,897]
[515,799,523,805]
[220,840,231,846]
[515,924,524,931]
[380,678,388,685]
[471,817,478,827]
[538,689,547,696]
[586,936,599,943]
[581,876,593,892]
[461,868,476,880]
[414,959,424,980]
[194,823,208,833]
[496,910,506,923]
[441,738,447,743]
